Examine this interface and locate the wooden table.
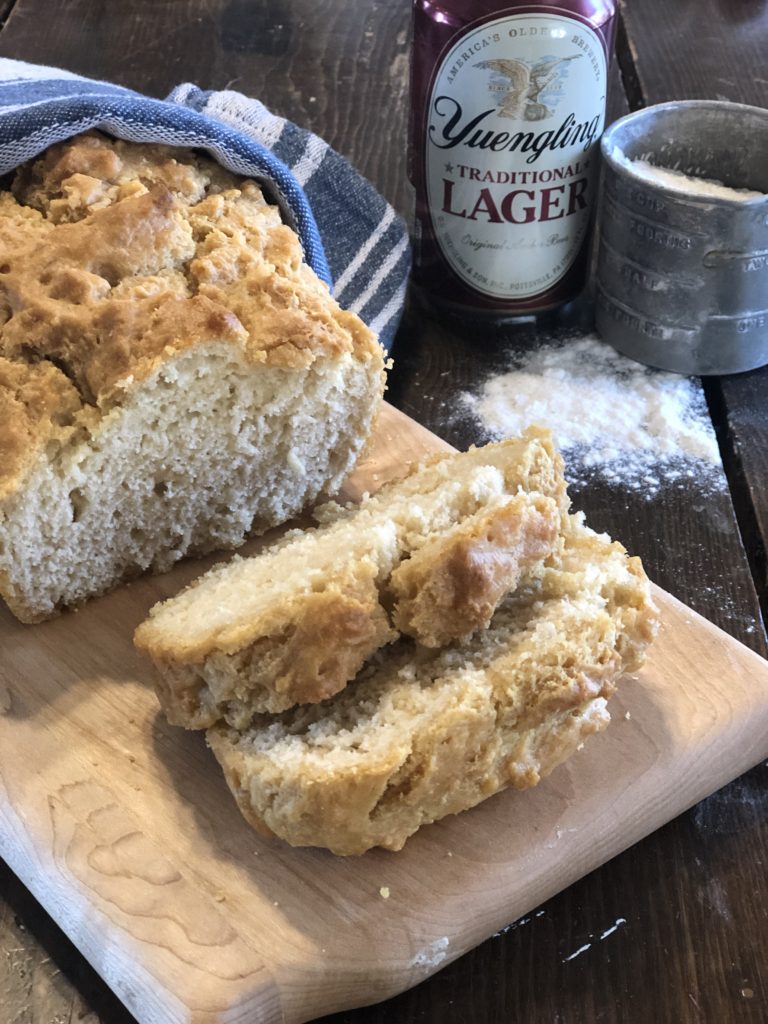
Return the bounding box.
[0,1,766,1021]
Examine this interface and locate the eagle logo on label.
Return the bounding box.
[474,55,582,121]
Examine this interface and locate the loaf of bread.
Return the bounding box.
[134,429,566,726]
[207,513,658,855]
[0,133,385,623]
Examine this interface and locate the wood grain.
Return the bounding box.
[0,1,767,1022]
[618,0,768,108]
[715,372,768,615]
[0,404,767,1024]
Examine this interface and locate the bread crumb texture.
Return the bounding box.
[206,512,659,855]
[0,133,384,622]
[134,430,568,724]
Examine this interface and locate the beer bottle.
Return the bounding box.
[408,0,616,319]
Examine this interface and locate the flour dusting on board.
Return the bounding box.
[461,335,722,497]
[410,936,450,970]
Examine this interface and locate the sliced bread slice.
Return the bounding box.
[134,429,567,726]
[206,515,659,855]
[389,492,559,647]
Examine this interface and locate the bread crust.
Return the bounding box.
[208,699,611,854]
[135,434,566,725]
[149,562,398,728]
[0,355,84,502]
[0,132,383,500]
[390,493,560,646]
[0,133,385,622]
[206,515,659,854]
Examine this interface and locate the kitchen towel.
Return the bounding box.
[0,57,410,348]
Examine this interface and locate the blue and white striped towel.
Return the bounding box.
[0,58,410,349]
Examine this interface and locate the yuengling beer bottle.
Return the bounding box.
[409,0,616,318]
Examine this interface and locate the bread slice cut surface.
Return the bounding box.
[135,429,567,725]
[206,514,659,855]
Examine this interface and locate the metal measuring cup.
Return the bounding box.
[594,100,768,375]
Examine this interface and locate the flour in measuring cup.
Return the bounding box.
[611,148,764,201]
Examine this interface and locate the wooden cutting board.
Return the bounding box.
[1,403,768,1024]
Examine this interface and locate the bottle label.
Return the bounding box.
[425,11,607,300]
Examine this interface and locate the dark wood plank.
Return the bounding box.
[619,0,768,108]
[714,370,768,619]
[0,2,766,1024]
[0,0,413,219]
[0,0,17,28]
[0,856,125,1024]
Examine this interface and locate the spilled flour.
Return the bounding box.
[461,335,722,497]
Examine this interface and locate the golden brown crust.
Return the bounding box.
[0,355,84,501]
[208,697,611,857]
[251,583,396,706]
[11,132,243,217]
[0,132,383,498]
[134,435,567,728]
[145,565,398,727]
[390,493,560,646]
[205,515,659,855]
